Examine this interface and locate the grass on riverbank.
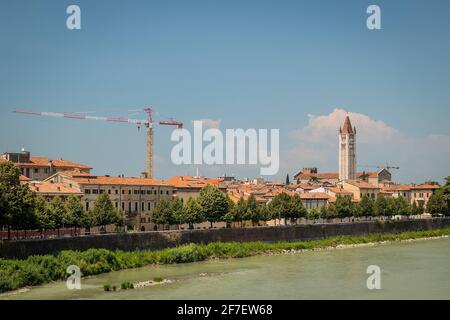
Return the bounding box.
[1,228,450,293]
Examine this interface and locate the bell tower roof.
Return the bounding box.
[341,115,354,134]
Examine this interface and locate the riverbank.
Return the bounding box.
[1,228,450,294]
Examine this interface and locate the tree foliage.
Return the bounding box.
[198,185,229,227]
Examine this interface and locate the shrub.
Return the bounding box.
[1,228,450,294]
[121,281,134,290]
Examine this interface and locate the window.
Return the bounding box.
[128,202,131,213]
[166,190,169,195]
[92,189,99,194]
[99,190,104,194]
[115,202,118,208]
[160,190,163,195]
[154,190,157,195]
[108,190,111,194]
[122,202,125,210]
[134,190,139,195]
[84,189,91,194]
[135,202,138,211]
[141,190,145,195]
[115,190,118,194]
[148,202,151,210]
[147,190,151,195]
[122,190,125,194]
[128,190,131,195]
[34,168,39,173]
[142,202,145,210]
[44,168,49,174]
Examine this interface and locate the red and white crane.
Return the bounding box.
[12,106,183,179]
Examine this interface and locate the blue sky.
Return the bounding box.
[1,0,449,183]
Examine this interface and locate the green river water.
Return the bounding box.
[1,238,450,300]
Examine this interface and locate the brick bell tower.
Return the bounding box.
[339,115,356,181]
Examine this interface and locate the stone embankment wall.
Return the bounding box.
[1,218,449,259]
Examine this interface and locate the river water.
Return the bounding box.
[2,238,450,300]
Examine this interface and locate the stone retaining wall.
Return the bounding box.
[1,218,449,259]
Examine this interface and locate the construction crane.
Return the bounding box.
[12,107,183,179]
[358,164,400,171]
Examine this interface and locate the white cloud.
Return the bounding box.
[291,108,399,145]
[284,108,450,183]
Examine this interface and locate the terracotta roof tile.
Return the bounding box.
[72,176,168,187]
[300,192,330,200]
[19,175,30,181]
[344,180,380,189]
[28,182,82,195]
[165,176,225,189]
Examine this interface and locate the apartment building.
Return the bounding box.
[1,149,92,181]
[44,170,174,230]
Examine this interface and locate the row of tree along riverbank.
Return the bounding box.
[2,161,449,240]
[1,228,450,294]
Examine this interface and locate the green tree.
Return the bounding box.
[170,197,184,225]
[34,196,47,236]
[290,194,307,223]
[114,209,126,230]
[319,205,328,222]
[391,196,411,217]
[224,196,246,226]
[411,201,420,216]
[64,195,85,234]
[13,186,38,237]
[198,185,229,228]
[286,174,290,185]
[269,193,292,225]
[151,198,175,228]
[307,208,320,222]
[352,203,362,219]
[417,201,425,215]
[427,190,448,216]
[374,195,390,217]
[442,177,450,215]
[181,197,204,229]
[359,195,374,218]
[0,162,38,238]
[334,196,353,221]
[90,193,116,230]
[326,203,338,221]
[245,194,261,226]
[257,205,271,224]
[46,196,65,236]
